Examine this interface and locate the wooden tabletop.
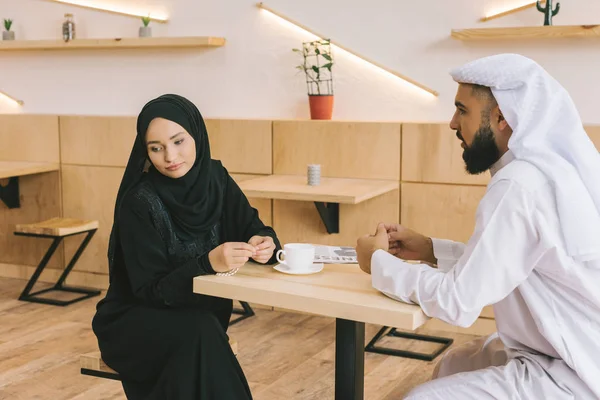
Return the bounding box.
[237,175,399,204]
[193,263,428,330]
[0,161,60,180]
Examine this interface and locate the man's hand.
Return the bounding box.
[248,235,276,264]
[356,223,389,274]
[384,223,436,264]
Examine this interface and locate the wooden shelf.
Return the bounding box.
[0,36,226,51]
[0,161,60,209]
[237,175,399,205]
[238,175,399,234]
[0,161,59,179]
[451,25,600,41]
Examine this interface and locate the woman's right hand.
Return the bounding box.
[208,242,256,273]
[384,223,437,264]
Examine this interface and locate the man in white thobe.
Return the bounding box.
[356,54,600,399]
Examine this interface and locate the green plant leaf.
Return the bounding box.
[292,48,301,52]
[321,54,332,61]
[311,65,319,74]
[322,63,333,71]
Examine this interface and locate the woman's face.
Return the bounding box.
[145,117,197,179]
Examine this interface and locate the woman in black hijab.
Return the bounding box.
[92,94,281,400]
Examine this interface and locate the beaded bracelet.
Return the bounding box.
[216,268,239,277]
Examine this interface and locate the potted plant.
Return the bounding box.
[3,19,14,41]
[139,15,152,37]
[293,39,334,120]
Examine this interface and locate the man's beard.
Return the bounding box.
[459,123,501,175]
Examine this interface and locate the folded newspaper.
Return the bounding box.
[312,245,357,264]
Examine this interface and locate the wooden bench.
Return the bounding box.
[80,339,239,380]
[14,217,101,306]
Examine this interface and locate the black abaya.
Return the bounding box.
[92,166,281,400]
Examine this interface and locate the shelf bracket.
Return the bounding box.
[314,202,339,234]
[0,177,20,209]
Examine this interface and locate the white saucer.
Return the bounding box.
[273,263,324,275]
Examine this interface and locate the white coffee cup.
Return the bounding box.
[276,243,315,271]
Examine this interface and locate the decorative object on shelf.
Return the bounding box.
[3,19,14,40]
[139,15,152,37]
[62,13,76,42]
[307,164,321,186]
[294,39,334,120]
[537,0,560,26]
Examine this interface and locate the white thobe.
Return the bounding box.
[371,150,600,399]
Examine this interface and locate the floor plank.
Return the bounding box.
[0,277,486,399]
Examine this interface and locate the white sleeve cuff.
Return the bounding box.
[431,238,466,273]
[371,249,419,304]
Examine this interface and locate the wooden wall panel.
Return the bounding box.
[273,121,401,180]
[273,189,399,247]
[403,124,600,186]
[231,174,272,226]
[0,172,63,268]
[0,115,60,162]
[402,123,489,185]
[205,119,272,175]
[401,183,486,243]
[61,165,124,274]
[60,116,136,167]
[585,125,600,150]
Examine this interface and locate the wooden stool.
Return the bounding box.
[81,339,238,380]
[14,217,100,306]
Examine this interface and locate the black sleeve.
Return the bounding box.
[118,198,215,308]
[221,173,282,265]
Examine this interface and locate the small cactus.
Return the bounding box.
[141,15,151,27]
[3,18,13,31]
[536,0,560,26]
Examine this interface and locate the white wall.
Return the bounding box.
[0,0,598,124]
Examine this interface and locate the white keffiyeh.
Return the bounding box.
[450,53,600,262]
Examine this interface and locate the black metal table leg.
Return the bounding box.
[16,229,101,306]
[229,301,255,325]
[335,318,365,400]
[365,326,453,361]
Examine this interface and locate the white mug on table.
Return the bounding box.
[276,243,315,271]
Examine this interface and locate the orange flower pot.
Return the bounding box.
[308,95,334,120]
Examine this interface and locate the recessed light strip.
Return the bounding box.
[480,1,544,22]
[43,0,169,22]
[0,90,24,106]
[257,2,438,97]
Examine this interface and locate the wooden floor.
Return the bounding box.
[0,277,483,400]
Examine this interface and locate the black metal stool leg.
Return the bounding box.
[230,301,255,325]
[17,229,101,306]
[365,326,454,361]
[19,237,63,301]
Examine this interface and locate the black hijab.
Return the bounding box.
[107,94,225,281]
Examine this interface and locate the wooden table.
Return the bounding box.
[193,262,428,400]
[238,175,399,234]
[0,161,60,209]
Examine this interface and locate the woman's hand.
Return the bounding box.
[248,235,276,264]
[208,242,256,273]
